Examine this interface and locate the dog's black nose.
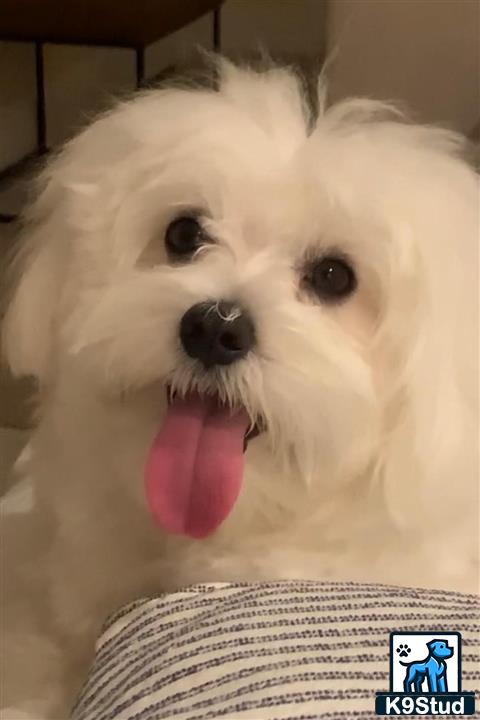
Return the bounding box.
[180,301,255,368]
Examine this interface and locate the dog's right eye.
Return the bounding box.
[165,216,206,259]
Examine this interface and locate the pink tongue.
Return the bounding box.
[145,393,249,539]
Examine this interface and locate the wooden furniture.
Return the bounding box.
[0,0,222,190]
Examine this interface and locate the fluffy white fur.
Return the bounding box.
[1,60,478,718]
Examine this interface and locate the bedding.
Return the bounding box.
[72,581,480,720]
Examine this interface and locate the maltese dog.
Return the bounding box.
[1,59,478,718]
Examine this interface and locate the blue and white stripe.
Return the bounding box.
[72,581,480,720]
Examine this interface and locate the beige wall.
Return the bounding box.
[326,0,479,134]
[222,0,326,59]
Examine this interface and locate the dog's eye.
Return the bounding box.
[309,256,356,302]
[165,216,206,259]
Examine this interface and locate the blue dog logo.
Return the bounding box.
[375,631,476,715]
[400,639,453,693]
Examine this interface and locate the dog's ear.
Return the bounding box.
[2,171,67,384]
[378,145,478,537]
[426,640,444,651]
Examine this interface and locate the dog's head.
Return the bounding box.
[427,640,454,660]
[3,61,477,538]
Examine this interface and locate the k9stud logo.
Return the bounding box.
[375,632,475,715]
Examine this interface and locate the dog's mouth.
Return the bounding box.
[165,388,262,449]
[144,388,263,540]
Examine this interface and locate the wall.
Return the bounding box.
[326,0,479,134]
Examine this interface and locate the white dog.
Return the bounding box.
[2,59,478,718]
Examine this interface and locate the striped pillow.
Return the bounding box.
[72,581,479,720]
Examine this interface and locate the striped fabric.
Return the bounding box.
[72,582,480,720]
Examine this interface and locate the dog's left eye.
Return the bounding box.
[308,256,357,302]
[165,216,207,259]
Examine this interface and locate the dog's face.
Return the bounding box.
[427,641,454,660]
[4,62,476,538]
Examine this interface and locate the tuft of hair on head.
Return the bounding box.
[216,54,313,151]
